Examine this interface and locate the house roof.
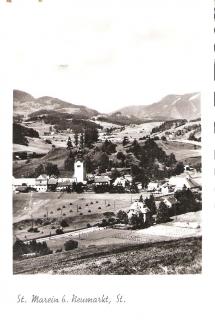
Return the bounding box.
[169,176,200,189]
[164,196,177,205]
[58,180,73,187]
[94,176,111,183]
[48,178,58,185]
[36,174,49,180]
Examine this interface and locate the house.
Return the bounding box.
[15,186,29,193]
[147,182,160,192]
[163,196,177,208]
[94,176,111,186]
[47,177,58,191]
[169,176,200,192]
[113,176,132,188]
[35,174,49,192]
[57,178,76,191]
[127,201,149,222]
[13,177,36,191]
[161,183,174,195]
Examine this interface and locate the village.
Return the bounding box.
[12,90,202,274]
[13,135,202,264]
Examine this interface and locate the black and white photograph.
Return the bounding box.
[11,0,203,275]
[1,1,214,317]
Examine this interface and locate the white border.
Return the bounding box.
[0,0,214,318]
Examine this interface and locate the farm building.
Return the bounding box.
[47,177,58,191]
[57,178,75,191]
[113,175,132,188]
[94,176,111,186]
[147,182,160,192]
[35,174,49,192]
[13,177,36,191]
[163,196,177,208]
[168,176,200,191]
[127,201,149,222]
[161,183,174,195]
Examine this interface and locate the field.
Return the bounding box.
[157,140,201,163]
[13,236,202,275]
[13,192,143,241]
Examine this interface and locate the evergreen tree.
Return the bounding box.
[80,132,85,149]
[157,201,169,223]
[67,136,73,149]
[74,133,79,147]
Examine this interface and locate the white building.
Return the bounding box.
[35,174,49,192]
[147,182,160,192]
[163,196,177,208]
[127,201,149,222]
[73,160,86,183]
[13,177,36,191]
[168,176,199,191]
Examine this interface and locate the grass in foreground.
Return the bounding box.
[13,236,201,275]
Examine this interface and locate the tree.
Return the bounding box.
[45,163,60,176]
[117,210,128,224]
[13,239,28,259]
[139,195,144,202]
[67,136,73,149]
[64,153,75,171]
[80,132,84,149]
[157,202,169,223]
[85,156,94,173]
[85,127,99,147]
[101,140,116,154]
[73,182,84,193]
[174,162,184,175]
[144,194,156,226]
[34,164,45,177]
[64,239,78,251]
[116,151,126,166]
[99,152,110,172]
[122,136,129,146]
[74,133,79,147]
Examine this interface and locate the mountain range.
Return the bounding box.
[117,93,200,121]
[14,90,200,122]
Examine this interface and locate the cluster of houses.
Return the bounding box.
[12,173,134,193]
[147,173,200,195]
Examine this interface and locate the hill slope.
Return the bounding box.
[13,90,99,119]
[117,93,200,121]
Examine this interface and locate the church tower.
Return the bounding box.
[74,160,86,183]
[73,131,86,183]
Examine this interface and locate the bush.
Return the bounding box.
[28,227,39,233]
[56,228,64,235]
[64,239,78,251]
[103,211,115,218]
[88,210,91,213]
[87,223,91,228]
[43,221,51,226]
[60,219,69,228]
[55,248,62,253]
[98,207,101,209]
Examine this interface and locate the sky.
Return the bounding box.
[0,0,207,112]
